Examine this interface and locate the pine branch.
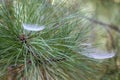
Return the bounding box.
[0,0,99,80]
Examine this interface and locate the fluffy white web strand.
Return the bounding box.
[81,48,116,59]
[22,23,45,31]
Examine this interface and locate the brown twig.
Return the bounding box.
[7,64,24,80]
[82,16,120,33]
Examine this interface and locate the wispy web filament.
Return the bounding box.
[22,23,45,31]
[81,48,116,59]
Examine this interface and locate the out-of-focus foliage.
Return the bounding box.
[79,0,120,80]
